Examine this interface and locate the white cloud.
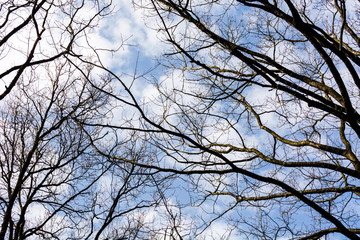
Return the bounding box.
[198,220,236,240]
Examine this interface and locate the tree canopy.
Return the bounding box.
[1,0,360,239]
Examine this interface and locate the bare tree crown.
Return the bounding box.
[1,0,360,239]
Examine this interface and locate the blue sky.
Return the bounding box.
[82,2,360,239]
[1,0,360,239]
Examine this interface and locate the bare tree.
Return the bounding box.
[0,1,164,239]
[79,0,360,239]
[0,0,111,100]
[0,57,164,239]
[3,0,360,239]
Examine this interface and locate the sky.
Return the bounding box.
[1,0,360,239]
[89,2,360,239]
[68,2,259,238]
[0,1,240,239]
